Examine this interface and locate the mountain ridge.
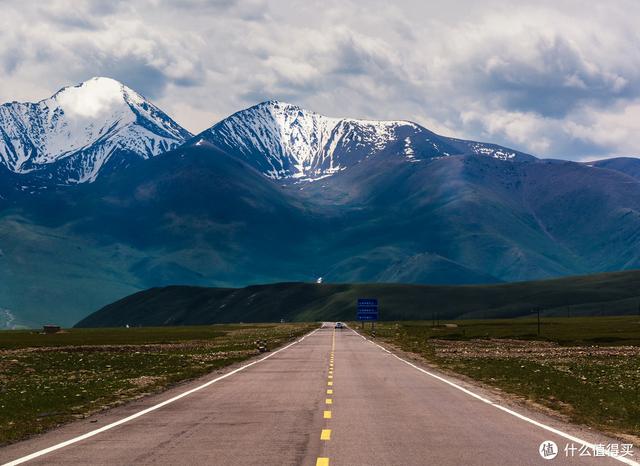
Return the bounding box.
[194,100,536,181]
[3,78,639,190]
[74,269,640,327]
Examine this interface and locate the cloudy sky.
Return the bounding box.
[1,0,639,160]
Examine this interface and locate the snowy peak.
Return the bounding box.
[199,100,440,180]
[197,100,535,181]
[0,77,192,183]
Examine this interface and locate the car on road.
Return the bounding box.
[335,322,345,329]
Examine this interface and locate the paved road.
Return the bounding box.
[1,325,636,466]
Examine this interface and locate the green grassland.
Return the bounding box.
[0,323,315,445]
[367,316,640,440]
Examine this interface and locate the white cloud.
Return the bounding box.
[564,101,640,159]
[460,109,555,155]
[1,0,640,159]
[57,77,124,118]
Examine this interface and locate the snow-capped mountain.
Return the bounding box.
[195,100,535,181]
[0,81,536,185]
[0,77,192,184]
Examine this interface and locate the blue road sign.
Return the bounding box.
[357,298,379,321]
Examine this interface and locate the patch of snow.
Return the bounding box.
[404,137,415,158]
[0,308,17,329]
[469,143,516,160]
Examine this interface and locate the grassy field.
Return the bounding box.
[365,316,640,441]
[0,323,315,445]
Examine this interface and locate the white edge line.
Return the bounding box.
[352,329,639,466]
[3,328,320,466]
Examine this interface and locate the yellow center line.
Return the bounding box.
[318,331,335,466]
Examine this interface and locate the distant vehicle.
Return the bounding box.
[335,322,345,329]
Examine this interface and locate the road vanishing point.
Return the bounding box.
[1,324,637,466]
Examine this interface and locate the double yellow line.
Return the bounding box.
[317,327,336,466]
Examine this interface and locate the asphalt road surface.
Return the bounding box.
[1,324,637,466]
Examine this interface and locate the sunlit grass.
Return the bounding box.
[0,323,315,445]
[369,316,640,438]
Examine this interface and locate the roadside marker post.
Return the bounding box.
[537,307,541,336]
